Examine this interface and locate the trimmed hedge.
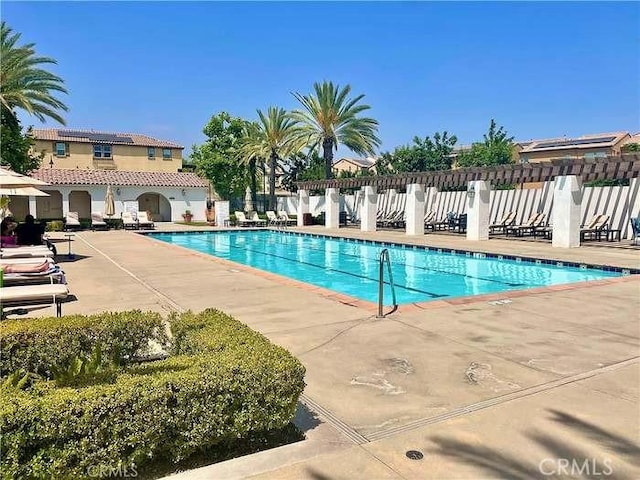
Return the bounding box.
[1,309,306,479]
[0,311,168,378]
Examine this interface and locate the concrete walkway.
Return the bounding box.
[36,227,640,479]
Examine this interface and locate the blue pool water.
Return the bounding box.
[149,231,623,305]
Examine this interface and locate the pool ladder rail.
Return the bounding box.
[377,248,398,318]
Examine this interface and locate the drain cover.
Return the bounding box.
[406,450,424,460]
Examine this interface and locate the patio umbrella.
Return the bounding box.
[0,167,49,187]
[243,186,254,212]
[0,186,49,197]
[104,185,116,217]
[0,168,50,219]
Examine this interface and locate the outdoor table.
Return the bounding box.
[63,232,75,259]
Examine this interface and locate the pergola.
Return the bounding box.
[294,154,640,248]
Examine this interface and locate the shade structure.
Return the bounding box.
[104,185,116,217]
[243,186,254,212]
[0,167,49,187]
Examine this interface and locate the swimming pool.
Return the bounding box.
[149,230,625,305]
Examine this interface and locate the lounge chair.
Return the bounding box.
[2,265,66,286]
[0,246,54,259]
[137,212,155,230]
[0,257,55,266]
[423,210,436,227]
[630,217,640,246]
[277,211,296,226]
[1,283,71,318]
[506,212,545,237]
[489,211,517,235]
[91,212,109,231]
[266,210,285,227]
[580,214,610,242]
[64,212,82,231]
[234,211,254,227]
[248,211,267,227]
[122,212,138,230]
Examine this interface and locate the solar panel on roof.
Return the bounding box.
[89,133,134,143]
[533,136,617,149]
[59,130,91,138]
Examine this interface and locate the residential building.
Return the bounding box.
[31,129,183,172]
[11,129,209,222]
[332,157,377,175]
[517,131,632,163]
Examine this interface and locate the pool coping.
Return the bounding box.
[139,229,640,314]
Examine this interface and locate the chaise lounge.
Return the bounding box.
[64,212,82,231]
[122,212,138,230]
[137,212,155,230]
[489,211,517,235]
[91,212,109,231]
[0,283,72,318]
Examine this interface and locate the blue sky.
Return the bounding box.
[5,1,639,158]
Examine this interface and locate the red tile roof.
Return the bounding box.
[32,169,208,188]
[31,129,184,149]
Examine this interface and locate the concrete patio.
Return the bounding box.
[29,226,640,479]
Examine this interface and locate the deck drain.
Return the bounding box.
[406,450,424,460]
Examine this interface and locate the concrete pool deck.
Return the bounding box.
[35,226,640,479]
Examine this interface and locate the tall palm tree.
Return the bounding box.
[239,106,300,210]
[290,81,380,179]
[0,21,68,125]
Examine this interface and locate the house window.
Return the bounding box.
[55,142,66,157]
[162,148,171,160]
[148,147,156,159]
[93,144,112,158]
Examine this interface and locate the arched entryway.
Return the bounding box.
[138,192,171,221]
[36,191,63,219]
[69,191,91,219]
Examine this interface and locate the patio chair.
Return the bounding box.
[423,210,436,226]
[2,264,66,286]
[234,211,254,227]
[91,212,109,231]
[0,283,72,318]
[489,211,517,235]
[248,211,267,227]
[0,245,54,259]
[630,217,640,246]
[506,212,545,237]
[122,212,138,230]
[580,214,610,242]
[137,212,155,230]
[266,210,285,227]
[277,211,296,226]
[64,212,82,231]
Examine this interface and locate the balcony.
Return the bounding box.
[93,158,117,170]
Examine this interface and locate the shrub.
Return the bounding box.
[0,311,168,378]
[44,220,64,232]
[1,309,305,479]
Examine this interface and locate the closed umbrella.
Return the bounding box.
[104,185,115,217]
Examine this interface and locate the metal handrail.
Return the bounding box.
[377,249,398,318]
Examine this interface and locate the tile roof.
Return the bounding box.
[32,169,208,188]
[31,129,184,149]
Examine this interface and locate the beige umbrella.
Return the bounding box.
[0,186,50,197]
[243,186,254,212]
[104,185,116,217]
[0,167,49,187]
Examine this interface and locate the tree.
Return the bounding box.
[239,107,300,210]
[456,119,515,168]
[191,112,249,200]
[290,81,380,179]
[384,131,458,173]
[0,107,43,174]
[621,143,640,153]
[0,21,68,125]
[280,151,325,192]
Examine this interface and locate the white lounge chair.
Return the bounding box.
[137,212,155,230]
[277,211,295,226]
[91,212,108,231]
[248,211,267,227]
[122,212,138,230]
[2,265,66,286]
[1,283,71,318]
[64,212,82,231]
[266,210,285,227]
[234,211,254,227]
[0,246,54,259]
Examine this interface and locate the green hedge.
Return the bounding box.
[0,309,306,479]
[0,311,168,378]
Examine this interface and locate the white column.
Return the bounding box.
[405,183,425,236]
[360,186,377,232]
[61,190,70,217]
[28,196,37,218]
[297,189,309,227]
[467,180,490,241]
[552,175,582,248]
[325,188,339,229]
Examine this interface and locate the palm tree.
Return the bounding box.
[0,21,68,125]
[239,107,300,210]
[290,81,380,179]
